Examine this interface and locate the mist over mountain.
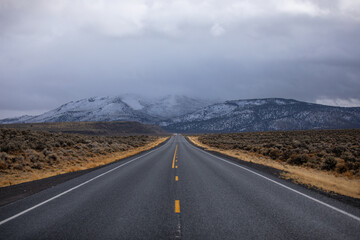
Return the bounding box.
[1,95,359,133]
[0,95,215,125]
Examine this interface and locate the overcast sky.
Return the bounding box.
[1,0,360,118]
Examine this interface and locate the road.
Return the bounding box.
[0,135,359,239]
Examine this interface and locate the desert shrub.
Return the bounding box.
[0,159,8,170]
[291,140,301,148]
[243,146,252,151]
[197,129,360,176]
[25,149,40,162]
[13,155,25,164]
[232,144,239,150]
[332,146,346,157]
[74,144,82,150]
[34,142,47,151]
[67,149,76,156]
[279,150,292,161]
[317,151,326,158]
[42,149,52,157]
[47,154,58,162]
[268,148,281,160]
[341,151,356,162]
[287,154,309,166]
[1,142,16,152]
[322,156,337,171]
[336,159,348,174]
[119,144,128,151]
[274,144,283,149]
[0,128,160,173]
[0,152,9,162]
[13,163,24,170]
[304,156,318,168]
[32,162,44,169]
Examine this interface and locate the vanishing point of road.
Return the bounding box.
[0,135,359,239]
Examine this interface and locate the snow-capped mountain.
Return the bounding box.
[1,96,359,133]
[1,96,154,124]
[0,95,214,124]
[162,98,360,132]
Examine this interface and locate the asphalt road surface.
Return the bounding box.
[0,135,359,239]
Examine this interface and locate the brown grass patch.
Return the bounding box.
[188,135,360,199]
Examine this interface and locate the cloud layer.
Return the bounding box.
[1,0,360,117]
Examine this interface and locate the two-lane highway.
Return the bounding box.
[0,135,359,239]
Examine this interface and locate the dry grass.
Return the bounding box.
[195,130,360,176]
[0,128,168,187]
[0,121,167,136]
[189,136,360,199]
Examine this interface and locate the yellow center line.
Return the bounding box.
[172,145,178,169]
[175,176,178,181]
[175,200,180,213]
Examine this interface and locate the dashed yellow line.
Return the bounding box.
[172,145,178,169]
[173,146,180,214]
[175,200,180,213]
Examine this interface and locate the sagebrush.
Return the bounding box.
[0,128,159,172]
[197,129,360,177]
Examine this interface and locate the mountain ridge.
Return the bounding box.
[162,98,360,132]
[1,95,359,133]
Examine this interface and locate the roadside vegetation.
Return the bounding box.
[0,121,167,136]
[0,128,167,187]
[189,129,360,198]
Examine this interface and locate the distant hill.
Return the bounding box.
[1,95,359,133]
[0,121,168,136]
[162,98,360,133]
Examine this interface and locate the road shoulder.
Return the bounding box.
[186,136,360,209]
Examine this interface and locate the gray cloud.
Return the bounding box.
[1,0,360,118]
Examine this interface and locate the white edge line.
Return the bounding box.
[184,138,360,222]
[0,137,172,226]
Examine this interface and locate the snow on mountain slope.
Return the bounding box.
[0,95,213,124]
[0,115,34,124]
[120,94,144,110]
[163,98,360,132]
[166,102,238,124]
[2,96,156,124]
[1,96,359,133]
[112,94,214,118]
[142,95,215,118]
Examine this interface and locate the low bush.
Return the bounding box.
[197,129,360,177]
[0,128,160,173]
